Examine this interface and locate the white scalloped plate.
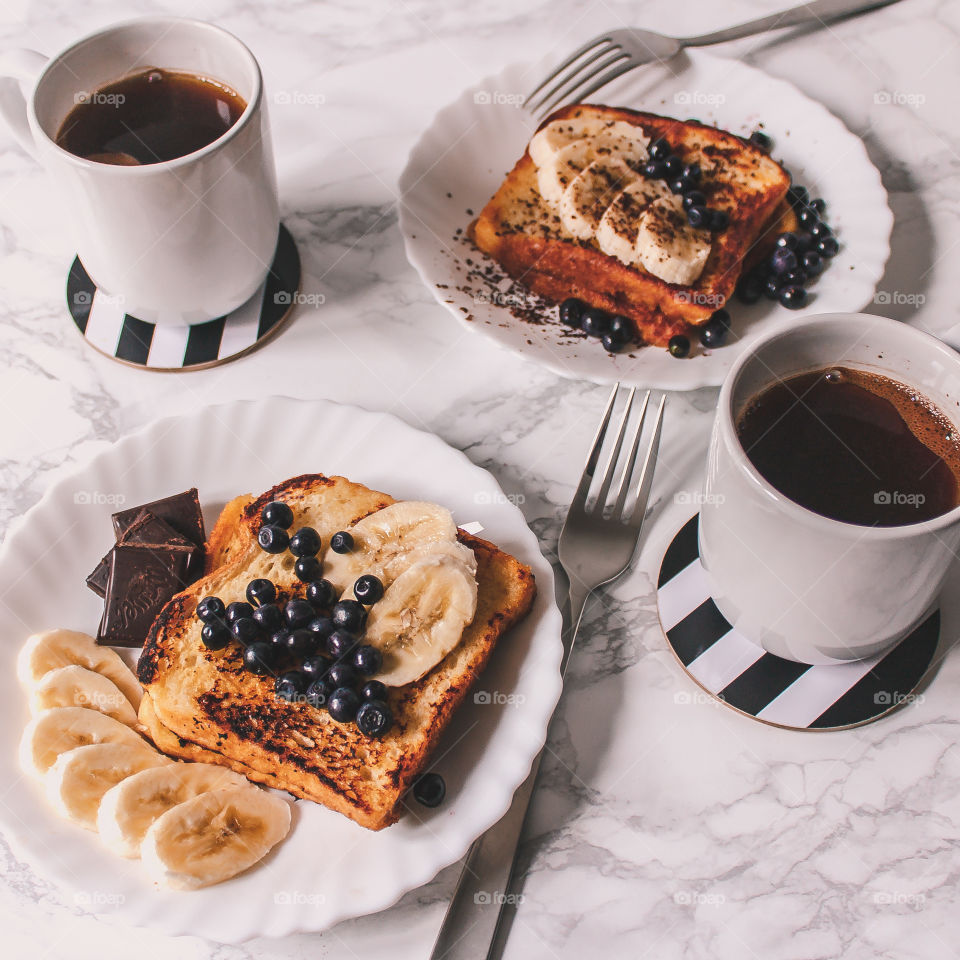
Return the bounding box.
[398,51,892,390]
[0,396,562,943]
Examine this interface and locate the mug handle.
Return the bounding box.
[0,49,48,159]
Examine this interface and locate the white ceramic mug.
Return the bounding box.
[0,17,279,324]
[700,313,960,665]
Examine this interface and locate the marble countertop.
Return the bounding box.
[2,0,959,956]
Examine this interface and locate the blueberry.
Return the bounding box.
[231,617,260,646]
[781,270,807,286]
[794,231,814,253]
[687,206,709,228]
[412,773,446,808]
[736,273,765,304]
[608,315,632,345]
[258,524,289,554]
[580,307,610,337]
[243,641,276,675]
[356,700,393,738]
[327,686,360,723]
[764,277,782,300]
[668,178,685,195]
[308,615,335,640]
[601,332,625,353]
[261,500,293,529]
[332,599,367,634]
[353,574,385,605]
[680,163,701,187]
[330,531,354,554]
[201,620,231,650]
[283,628,314,658]
[787,185,809,208]
[328,662,357,688]
[269,629,291,649]
[798,206,819,228]
[559,298,585,328]
[245,578,276,607]
[682,190,706,211]
[709,209,729,231]
[326,629,356,659]
[809,220,833,239]
[197,596,225,623]
[284,598,315,629]
[360,680,388,702]
[295,556,323,583]
[749,130,773,152]
[802,251,823,276]
[226,601,254,624]
[305,678,332,709]
[698,318,727,348]
[352,644,383,676]
[775,232,798,251]
[711,308,731,329]
[306,579,336,608]
[810,198,826,215]
[289,526,322,557]
[642,159,666,179]
[817,236,839,258]
[770,247,798,275]
[275,670,308,702]
[668,335,690,358]
[253,602,284,634]
[648,137,670,159]
[779,285,808,309]
[663,155,682,178]
[302,654,329,680]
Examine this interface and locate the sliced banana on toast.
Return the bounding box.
[30,664,139,727]
[141,785,290,889]
[364,553,478,686]
[20,706,151,778]
[635,196,712,285]
[561,157,640,240]
[18,629,142,709]
[98,763,252,858]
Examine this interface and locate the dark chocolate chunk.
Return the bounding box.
[97,543,194,647]
[85,552,112,599]
[111,488,205,549]
[118,509,194,549]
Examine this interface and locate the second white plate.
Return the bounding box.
[398,51,892,391]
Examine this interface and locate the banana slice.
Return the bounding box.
[141,786,290,889]
[17,629,142,709]
[19,706,150,778]
[98,763,252,858]
[635,196,712,285]
[363,554,478,687]
[591,123,649,169]
[30,665,139,727]
[528,115,606,167]
[536,138,593,206]
[596,178,672,264]
[323,501,463,594]
[45,741,170,830]
[560,158,640,240]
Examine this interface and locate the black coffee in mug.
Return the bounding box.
[55,68,246,165]
[735,366,960,526]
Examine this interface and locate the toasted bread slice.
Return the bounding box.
[472,104,790,344]
[139,475,537,830]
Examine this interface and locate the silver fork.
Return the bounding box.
[526,0,902,118]
[430,384,666,960]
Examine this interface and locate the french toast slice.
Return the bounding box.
[472,104,791,344]
[138,475,537,830]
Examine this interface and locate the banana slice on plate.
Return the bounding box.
[98,763,252,858]
[364,554,478,687]
[30,664,139,727]
[17,629,142,709]
[20,706,151,778]
[635,195,712,285]
[560,157,640,240]
[45,741,170,830]
[596,178,673,264]
[528,115,606,167]
[323,501,463,594]
[141,785,291,890]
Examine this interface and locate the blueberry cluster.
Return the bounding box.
[736,185,839,311]
[559,298,633,352]
[195,500,393,738]
[643,137,729,232]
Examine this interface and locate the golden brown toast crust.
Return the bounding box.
[472,105,791,345]
[139,475,537,830]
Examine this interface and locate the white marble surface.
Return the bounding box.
[1,0,959,956]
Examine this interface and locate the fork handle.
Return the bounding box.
[682,0,902,47]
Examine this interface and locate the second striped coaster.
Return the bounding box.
[658,515,940,731]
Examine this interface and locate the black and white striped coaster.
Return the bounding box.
[66,225,301,371]
[658,515,940,731]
